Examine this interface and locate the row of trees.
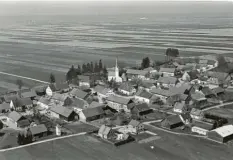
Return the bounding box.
[17,130,33,145]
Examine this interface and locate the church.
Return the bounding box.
[107,59,122,83]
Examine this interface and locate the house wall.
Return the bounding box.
[162,72,174,77]
[173,108,183,114]
[79,111,86,122]
[118,88,136,96]
[50,111,60,119]
[79,82,90,87]
[207,131,224,143]
[107,101,129,112]
[191,127,208,135]
[46,87,53,96]
[37,102,49,109]
[134,96,150,104]
[153,94,168,103]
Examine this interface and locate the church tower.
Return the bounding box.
[115,58,119,78]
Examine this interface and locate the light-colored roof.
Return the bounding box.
[107,95,132,105]
[89,101,104,108]
[50,106,74,118]
[174,102,186,110]
[211,125,233,137]
[157,77,177,84]
[21,90,37,98]
[78,75,90,82]
[143,67,156,72]
[38,97,50,105]
[128,119,140,127]
[119,82,135,92]
[82,107,105,118]
[135,90,153,99]
[70,88,88,99]
[159,68,175,73]
[151,88,174,97]
[52,93,68,102]
[190,108,203,116]
[8,111,23,122]
[126,69,148,76]
[30,124,48,135]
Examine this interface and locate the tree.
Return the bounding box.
[99,59,103,71]
[94,62,99,73]
[141,57,150,69]
[166,48,179,61]
[66,65,77,82]
[194,57,200,64]
[16,79,23,90]
[90,62,94,73]
[82,63,87,73]
[77,65,82,75]
[17,133,23,145]
[49,73,56,83]
[103,65,108,78]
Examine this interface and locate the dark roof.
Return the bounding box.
[33,85,47,93]
[135,90,153,99]
[50,106,74,118]
[52,93,68,102]
[30,124,48,135]
[126,69,148,76]
[78,75,90,82]
[70,88,88,99]
[151,88,174,97]
[206,71,229,81]
[169,84,192,95]
[4,95,19,103]
[191,92,206,101]
[187,70,199,80]
[193,119,214,130]
[133,103,151,112]
[21,90,37,98]
[159,68,175,73]
[201,87,215,96]
[128,119,141,127]
[164,115,183,125]
[69,98,86,109]
[107,95,132,105]
[0,102,11,110]
[8,111,24,122]
[119,82,135,92]
[157,77,177,84]
[212,87,225,94]
[38,97,50,105]
[14,98,33,107]
[82,107,105,118]
[207,60,216,65]
[17,119,30,128]
[89,101,105,108]
[141,82,155,89]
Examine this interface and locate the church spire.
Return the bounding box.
[115,57,118,69]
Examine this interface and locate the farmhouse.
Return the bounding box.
[167,94,189,106]
[20,89,37,100]
[118,82,136,96]
[208,125,233,143]
[70,88,89,100]
[201,87,215,98]
[51,93,69,105]
[3,95,19,103]
[106,95,134,112]
[0,102,11,113]
[37,97,50,110]
[50,106,77,121]
[212,87,225,96]
[190,108,204,120]
[159,68,175,77]
[89,101,105,109]
[29,124,48,141]
[173,101,187,114]
[93,85,114,103]
[12,98,33,111]
[161,115,183,129]
[151,88,174,103]
[126,69,148,81]
[157,77,178,88]
[78,75,90,87]
[64,97,89,113]
[127,120,144,134]
[79,106,105,122]
[8,111,30,128]
[46,83,70,96]
[135,90,153,104]
[143,67,157,74]
[98,125,114,139]
[130,103,153,118]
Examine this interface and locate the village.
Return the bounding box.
[0,48,233,149]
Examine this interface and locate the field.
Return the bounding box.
[204,108,233,119]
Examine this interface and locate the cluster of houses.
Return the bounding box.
[0,57,233,144]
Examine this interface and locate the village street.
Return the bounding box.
[202,101,233,111]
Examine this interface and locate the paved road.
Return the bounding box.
[202,101,233,111]
[0,132,86,152]
[0,71,49,84]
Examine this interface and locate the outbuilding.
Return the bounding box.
[208,125,233,143]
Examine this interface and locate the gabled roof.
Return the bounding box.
[211,125,233,137]
[141,82,155,89]
[82,107,105,118]
[151,88,174,97]
[190,108,203,116]
[128,119,140,127]
[169,83,192,95]
[193,119,214,130]
[20,90,37,98]
[8,111,24,122]
[143,67,156,72]
[159,68,175,73]
[89,101,105,108]
[126,69,148,76]
[107,95,132,105]
[174,102,186,110]
[52,93,68,102]
[206,71,229,81]
[157,77,177,84]
[14,98,33,107]
[212,87,224,94]
[187,70,199,80]
[135,90,153,99]
[0,102,11,110]
[191,92,206,101]
[30,124,48,135]
[201,87,215,96]
[49,83,69,91]
[38,97,50,105]
[164,115,183,125]
[70,88,88,99]
[98,125,112,136]
[50,106,74,118]
[78,75,90,83]
[119,82,135,92]
[133,103,151,112]
[4,95,19,103]
[69,98,86,109]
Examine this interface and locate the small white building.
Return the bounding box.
[191,126,209,136]
[78,75,90,87]
[173,101,187,114]
[107,59,122,83]
[118,82,136,96]
[93,85,114,103]
[37,97,50,110]
[126,69,149,81]
[190,108,204,120]
[135,90,153,104]
[159,68,175,77]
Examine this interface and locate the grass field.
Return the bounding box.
[204,108,233,119]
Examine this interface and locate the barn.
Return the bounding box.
[207,125,233,143]
[161,115,183,129]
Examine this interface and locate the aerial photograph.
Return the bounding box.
[0,0,233,159]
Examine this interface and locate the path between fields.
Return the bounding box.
[202,101,233,111]
[0,71,49,84]
[0,132,86,152]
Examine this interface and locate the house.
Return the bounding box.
[206,71,230,87]
[65,98,89,113]
[7,111,30,128]
[161,115,183,129]
[50,106,77,121]
[187,70,199,81]
[94,85,114,104]
[181,72,190,82]
[201,87,215,98]
[167,94,189,106]
[106,95,134,112]
[127,120,144,134]
[12,98,33,111]
[192,119,215,135]
[151,88,174,103]
[118,82,136,96]
[159,68,175,77]
[46,83,70,96]
[98,125,114,139]
[37,97,50,110]
[169,83,192,95]
[79,106,105,122]
[212,87,225,96]
[51,93,69,105]
[190,91,207,107]
[29,124,48,141]
[208,125,233,143]
[157,77,178,88]
[126,69,149,81]
[20,89,37,100]
[78,75,90,87]
[173,101,187,114]
[130,103,153,119]
[135,90,153,104]
[70,88,89,100]
[3,95,19,103]
[139,82,156,92]
[0,102,11,113]
[33,85,47,96]
[190,108,204,120]
[89,101,105,109]
[143,67,157,74]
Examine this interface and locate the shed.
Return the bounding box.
[79,106,105,122]
[161,115,183,129]
[208,125,233,143]
[50,106,77,121]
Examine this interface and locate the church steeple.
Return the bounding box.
[115,58,118,69]
[115,57,119,78]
